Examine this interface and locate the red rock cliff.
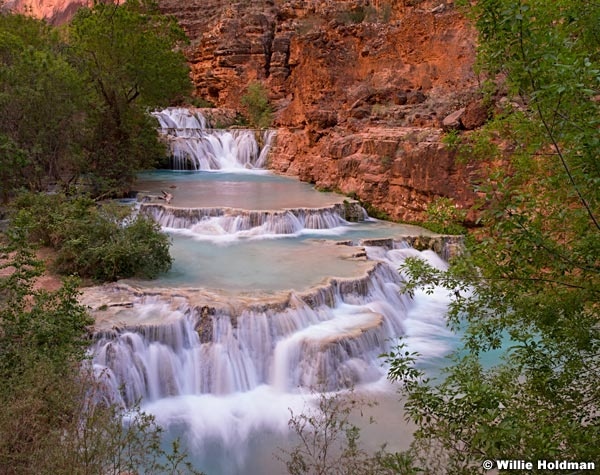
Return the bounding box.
[8,0,483,222]
[165,0,483,222]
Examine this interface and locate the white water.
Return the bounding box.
[93,263,413,403]
[88,110,458,474]
[91,249,456,473]
[141,203,363,242]
[153,108,275,171]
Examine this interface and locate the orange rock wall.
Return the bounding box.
[8,0,482,222]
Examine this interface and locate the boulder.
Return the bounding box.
[462,99,489,130]
[442,107,465,131]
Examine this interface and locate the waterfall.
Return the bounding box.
[152,108,275,171]
[89,108,456,473]
[140,203,365,241]
[91,251,452,407]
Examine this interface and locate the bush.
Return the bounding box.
[422,196,466,234]
[279,389,418,475]
[337,6,370,24]
[11,192,172,282]
[241,81,273,128]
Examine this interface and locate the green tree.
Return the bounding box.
[387,0,600,472]
[0,13,88,197]
[0,3,191,200]
[68,0,191,196]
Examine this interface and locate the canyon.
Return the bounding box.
[6,0,485,222]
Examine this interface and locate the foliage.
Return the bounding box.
[68,0,191,196]
[241,81,273,128]
[441,129,462,151]
[334,1,394,24]
[388,0,600,472]
[337,6,371,25]
[0,13,88,198]
[280,390,417,475]
[0,3,191,200]
[11,192,172,282]
[422,197,466,235]
[380,154,394,169]
[0,227,92,381]
[187,95,215,108]
[363,202,390,221]
[0,233,201,474]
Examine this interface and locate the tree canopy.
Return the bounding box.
[388,0,600,472]
[0,13,88,198]
[69,0,191,195]
[0,0,191,200]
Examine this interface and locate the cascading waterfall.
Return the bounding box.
[92,253,452,406]
[140,202,365,241]
[153,108,275,171]
[87,108,457,474]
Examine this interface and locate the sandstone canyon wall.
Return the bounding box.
[7,0,484,222]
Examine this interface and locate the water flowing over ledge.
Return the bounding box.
[86,107,463,473]
[140,202,368,241]
[86,246,453,407]
[153,108,275,171]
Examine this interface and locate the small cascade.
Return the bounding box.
[153,108,275,171]
[90,251,451,408]
[140,202,366,240]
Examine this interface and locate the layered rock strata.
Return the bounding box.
[9,0,483,221]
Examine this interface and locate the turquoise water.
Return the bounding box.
[132,171,438,292]
[114,169,462,475]
[135,170,348,209]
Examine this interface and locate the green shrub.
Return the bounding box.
[380,154,394,169]
[441,129,462,151]
[241,82,273,129]
[337,6,371,24]
[11,192,172,282]
[188,96,215,108]
[0,237,201,474]
[280,389,418,475]
[363,203,390,221]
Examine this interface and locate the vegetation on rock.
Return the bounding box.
[10,192,172,282]
[241,81,273,129]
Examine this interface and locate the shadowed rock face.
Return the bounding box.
[9,0,482,222]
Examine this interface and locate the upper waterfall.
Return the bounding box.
[153,108,275,171]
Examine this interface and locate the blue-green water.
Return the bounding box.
[97,169,466,475]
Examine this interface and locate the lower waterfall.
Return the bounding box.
[89,244,455,474]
